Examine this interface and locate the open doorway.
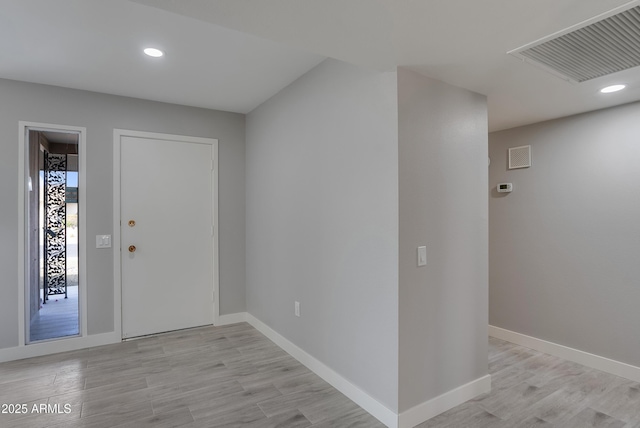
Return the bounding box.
[25,127,82,343]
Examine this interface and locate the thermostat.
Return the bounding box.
[497,183,513,193]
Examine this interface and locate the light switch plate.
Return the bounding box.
[417,246,427,267]
[96,235,111,248]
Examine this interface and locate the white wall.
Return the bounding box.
[397,68,489,412]
[0,78,246,349]
[246,59,399,411]
[489,101,640,366]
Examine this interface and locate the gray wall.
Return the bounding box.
[246,59,399,411]
[489,101,640,366]
[397,68,489,412]
[0,78,245,349]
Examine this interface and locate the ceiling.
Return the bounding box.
[0,0,324,114]
[41,131,79,146]
[2,0,639,131]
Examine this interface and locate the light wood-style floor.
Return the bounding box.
[2,324,640,427]
[0,323,384,428]
[418,337,640,428]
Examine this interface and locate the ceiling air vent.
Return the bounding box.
[509,3,640,83]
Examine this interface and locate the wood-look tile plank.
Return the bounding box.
[85,346,167,370]
[511,352,565,373]
[80,387,152,418]
[488,345,540,374]
[625,419,640,428]
[83,361,171,390]
[185,403,267,427]
[522,386,594,425]
[471,365,534,401]
[0,374,57,403]
[513,416,554,427]
[434,408,505,428]
[525,359,587,390]
[562,407,627,428]
[590,383,640,423]
[489,336,517,355]
[417,402,488,428]
[145,362,235,393]
[112,406,194,428]
[238,360,309,390]
[189,384,282,421]
[298,390,363,424]
[47,376,148,413]
[242,409,311,428]
[257,385,335,418]
[150,379,244,415]
[0,359,87,385]
[512,368,626,426]
[308,406,385,428]
[478,381,556,420]
[272,372,330,395]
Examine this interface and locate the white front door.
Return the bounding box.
[119,134,215,338]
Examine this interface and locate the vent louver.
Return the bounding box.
[510,4,640,82]
[509,146,531,169]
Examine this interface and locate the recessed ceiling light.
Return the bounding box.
[600,84,626,93]
[143,47,164,58]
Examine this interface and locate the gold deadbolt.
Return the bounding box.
[128,245,136,253]
[128,220,136,227]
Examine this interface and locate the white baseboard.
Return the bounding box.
[216,312,248,326]
[489,325,640,382]
[0,332,121,363]
[398,374,491,428]
[245,313,399,428]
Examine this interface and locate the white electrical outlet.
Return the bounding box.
[417,246,427,267]
[295,301,300,317]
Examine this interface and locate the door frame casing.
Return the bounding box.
[18,121,88,346]
[113,129,220,338]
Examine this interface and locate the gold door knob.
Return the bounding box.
[128,245,136,253]
[128,220,136,227]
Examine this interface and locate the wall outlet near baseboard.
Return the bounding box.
[417,246,427,266]
[294,301,300,317]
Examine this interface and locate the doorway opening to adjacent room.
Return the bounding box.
[20,122,87,344]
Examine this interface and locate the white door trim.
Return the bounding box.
[18,121,88,348]
[113,129,220,339]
